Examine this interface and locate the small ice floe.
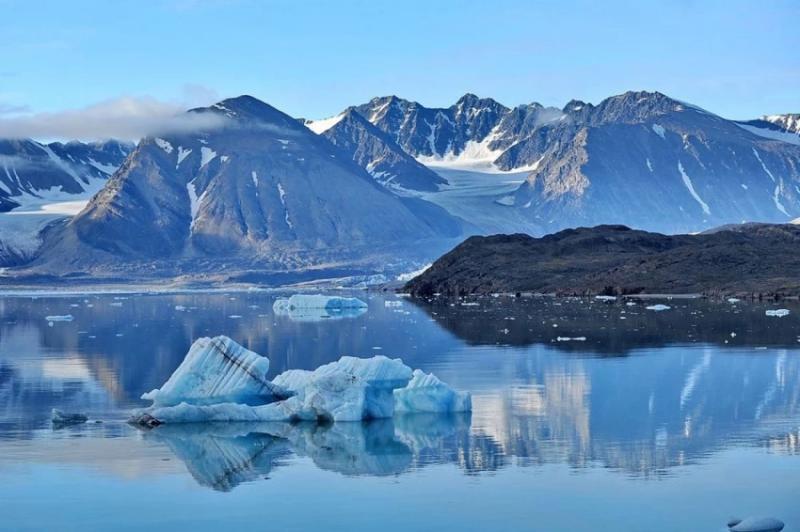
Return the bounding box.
[51,409,88,427]
[765,309,790,318]
[557,336,587,342]
[273,294,367,321]
[110,302,123,307]
[595,295,617,302]
[728,298,741,303]
[228,315,242,319]
[175,305,186,311]
[645,304,671,311]
[727,516,784,532]
[45,315,74,322]
[384,300,403,308]
[131,336,470,425]
[461,302,480,307]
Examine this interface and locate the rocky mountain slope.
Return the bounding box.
[306,109,447,192]
[403,224,800,297]
[19,96,465,279]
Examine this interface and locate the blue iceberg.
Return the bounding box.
[132,336,470,425]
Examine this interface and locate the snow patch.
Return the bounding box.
[652,124,666,139]
[176,147,192,168]
[154,138,174,154]
[276,182,292,228]
[646,158,653,172]
[677,161,710,216]
[199,147,217,168]
[306,113,345,134]
[736,123,800,146]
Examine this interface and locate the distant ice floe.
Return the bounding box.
[45,314,74,322]
[765,309,790,318]
[646,304,671,311]
[272,294,368,321]
[131,335,470,425]
[595,295,617,302]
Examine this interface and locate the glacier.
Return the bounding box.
[132,336,470,425]
[272,294,368,321]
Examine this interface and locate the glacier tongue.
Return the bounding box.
[133,335,471,425]
[141,336,292,407]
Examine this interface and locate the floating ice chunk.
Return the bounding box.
[51,408,87,426]
[646,304,671,311]
[728,516,785,532]
[45,314,74,322]
[394,370,471,414]
[728,298,741,303]
[134,339,471,425]
[765,309,790,318]
[273,294,368,321]
[595,295,617,302]
[141,362,407,424]
[141,336,292,407]
[557,336,587,342]
[384,300,403,308]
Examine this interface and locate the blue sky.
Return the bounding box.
[0,0,797,138]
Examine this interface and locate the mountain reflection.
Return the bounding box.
[1,293,799,488]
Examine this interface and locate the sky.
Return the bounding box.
[0,0,797,140]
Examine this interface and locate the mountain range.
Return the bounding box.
[0,90,798,283]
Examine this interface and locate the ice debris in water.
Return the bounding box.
[595,295,617,302]
[728,516,785,532]
[645,304,671,311]
[141,336,293,407]
[51,409,88,427]
[765,309,790,318]
[273,294,368,321]
[45,315,74,322]
[132,336,470,425]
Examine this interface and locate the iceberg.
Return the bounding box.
[645,304,671,311]
[141,336,292,407]
[272,294,368,321]
[394,370,471,414]
[765,309,790,318]
[132,336,471,425]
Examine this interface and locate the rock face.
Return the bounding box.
[351,93,564,165]
[403,223,800,297]
[306,109,447,192]
[24,95,464,278]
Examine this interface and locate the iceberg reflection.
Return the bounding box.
[144,413,473,489]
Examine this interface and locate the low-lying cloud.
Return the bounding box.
[0,92,229,142]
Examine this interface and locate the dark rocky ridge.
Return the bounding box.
[404,224,800,297]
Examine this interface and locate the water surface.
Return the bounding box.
[1,293,798,531]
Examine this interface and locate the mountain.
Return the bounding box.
[20,96,464,280]
[404,223,800,297]
[351,93,564,167]
[305,109,447,192]
[736,113,800,145]
[0,139,133,265]
[504,92,800,234]
[0,139,131,212]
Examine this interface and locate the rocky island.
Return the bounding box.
[403,224,800,298]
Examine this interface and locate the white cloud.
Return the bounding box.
[0,88,229,141]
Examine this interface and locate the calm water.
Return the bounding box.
[0,292,798,531]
